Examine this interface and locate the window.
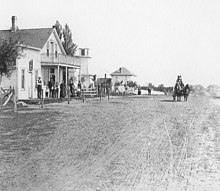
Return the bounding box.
[55,44,58,58]
[47,42,49,56]
[50,42,54,54]
[21,69,25,89]
[81,49,85,56]
[35,70,38,88]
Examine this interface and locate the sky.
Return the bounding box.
[1,0,220,87]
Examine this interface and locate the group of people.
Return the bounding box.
[36,76,82,99]
[37,77,60,99]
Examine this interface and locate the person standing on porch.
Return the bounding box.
[48,77,53,98]
[77,81,82,97]
[37,77,42,99]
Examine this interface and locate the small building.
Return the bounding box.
[110,67,136,86]
[96,78,112,87]
[0,16,90,100]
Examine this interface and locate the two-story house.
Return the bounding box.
[0,16,90,100]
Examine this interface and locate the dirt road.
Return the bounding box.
[1,95,220,191]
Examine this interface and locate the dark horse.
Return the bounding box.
[173,84,190,102]
[183,84,190,101]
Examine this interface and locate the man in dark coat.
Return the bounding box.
[37,77,42,99]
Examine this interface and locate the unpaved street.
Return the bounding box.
[1,95,220,191]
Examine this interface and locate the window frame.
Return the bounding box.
[47,42,49,56]
[21,68,25,90]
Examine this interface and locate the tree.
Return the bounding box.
[62,24,77,56]
[148,83,154,89]
[0,38,25,107]
[158,84,164,92]
[54,20,63,40]
[127,80,138,88]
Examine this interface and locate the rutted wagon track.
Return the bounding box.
[1,95,220,191]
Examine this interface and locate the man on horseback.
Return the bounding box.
[175,75,184,91]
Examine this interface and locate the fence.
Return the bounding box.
[82,88,98,97]
[1,87,15,109]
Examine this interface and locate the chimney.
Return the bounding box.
[11,16,18,32]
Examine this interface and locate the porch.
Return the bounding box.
[41,53,81,99]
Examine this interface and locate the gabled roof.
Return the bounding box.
[110,67,136,77]
[0,28,53,49]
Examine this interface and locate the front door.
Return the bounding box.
[27,71,33,99]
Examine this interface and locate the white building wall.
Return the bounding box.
[16,48,41,100]
[74,57,89,75]
[111,76,132,86]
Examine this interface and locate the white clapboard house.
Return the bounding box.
[0,16,90,100]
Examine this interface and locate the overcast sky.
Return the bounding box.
[1,0,220,87]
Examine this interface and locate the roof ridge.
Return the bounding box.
[19,27,53,30]
[0,27,53,31]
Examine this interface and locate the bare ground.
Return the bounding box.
[1,95,220,191]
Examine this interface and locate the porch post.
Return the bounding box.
[66,66,68,97]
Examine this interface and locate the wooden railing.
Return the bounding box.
[41,53,81,67]
[82,88,97,97]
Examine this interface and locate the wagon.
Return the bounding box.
[172,84,190,102]
[173,89,185,101]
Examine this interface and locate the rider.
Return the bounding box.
[175,75,184,91]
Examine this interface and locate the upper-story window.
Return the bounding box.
[50,42,54,55]
[81,49,85,56]
[55,44,58,58]
[47,42,49,56]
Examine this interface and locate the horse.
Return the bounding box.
[173,82,183,101]
[173,84,190,102]
[183,84,190,101]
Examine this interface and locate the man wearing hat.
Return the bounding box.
[37,77,42,99]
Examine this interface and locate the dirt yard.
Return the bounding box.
[1,95,220,191]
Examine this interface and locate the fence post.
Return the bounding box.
[68,87,70,104]
[107,87,110,100]
[13,88,17,112]
[100,87,102,101]
[41,89,44,108]
[82,89,85,103]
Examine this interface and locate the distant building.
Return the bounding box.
[0,16,90,100]
[110,67,136,86]
[97,78,112,87]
